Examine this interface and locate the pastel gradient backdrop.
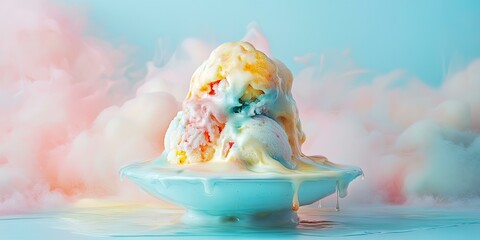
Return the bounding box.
[1,0,480,215]
[65,0,480,85]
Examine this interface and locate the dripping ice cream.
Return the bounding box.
[162,42,360,176]
[121,42,362,216]
[165,42,304,172]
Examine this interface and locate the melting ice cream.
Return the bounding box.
[163,42,361,177]
[166,42,304,171]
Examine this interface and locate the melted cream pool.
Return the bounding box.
[4,203,479,239]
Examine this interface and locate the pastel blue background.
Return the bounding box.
[63,0,480,86]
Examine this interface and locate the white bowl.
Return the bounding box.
[121,162,361,226]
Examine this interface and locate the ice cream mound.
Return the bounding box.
[121,42,362,216]
[165,41,348,173]
[166,42,296,169]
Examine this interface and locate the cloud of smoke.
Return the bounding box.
[1,0,479,214]
[293,54,480,204]
[0,0,179,214]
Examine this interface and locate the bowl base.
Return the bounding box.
[183,209,299,227]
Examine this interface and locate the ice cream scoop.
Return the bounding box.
[121,42,362,225]
[164,42,313,171]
